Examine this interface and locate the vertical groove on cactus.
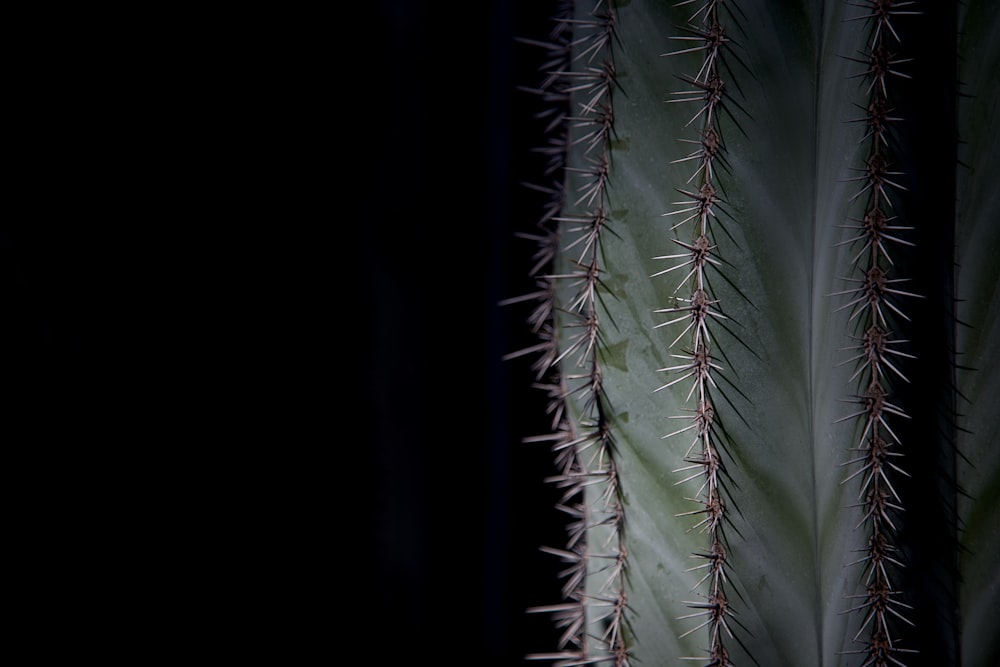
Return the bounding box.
[884,0,962,660]
[835,2,920,664]
[659,1,745,664]
[513,2,633,664]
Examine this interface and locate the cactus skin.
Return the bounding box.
[511,0,1000,665]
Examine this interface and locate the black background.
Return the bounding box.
[2,2,568,663]
[359,1,570,664]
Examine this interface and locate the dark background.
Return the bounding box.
[2,2,567,663]
[358,1,570,664]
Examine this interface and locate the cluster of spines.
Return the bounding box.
[659,2,743,665]
[835,2,921,665]
[511,2,632,665]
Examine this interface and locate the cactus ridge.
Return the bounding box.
[659,1,750,665]
[836,2,921,665]
[514,2,633,665]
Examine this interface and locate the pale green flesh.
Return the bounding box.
[551,1,1000,665]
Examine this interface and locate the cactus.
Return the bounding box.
[508,1,1000,665]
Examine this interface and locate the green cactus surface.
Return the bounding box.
[510,1,1000,665]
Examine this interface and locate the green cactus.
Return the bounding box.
[508,1,1000,665]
